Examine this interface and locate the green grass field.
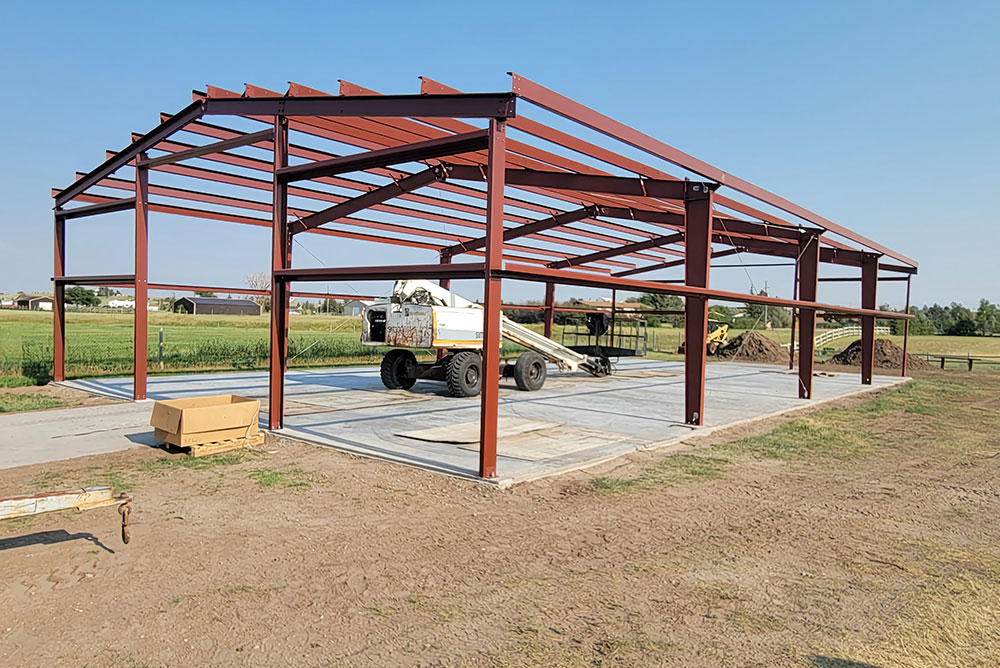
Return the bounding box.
[1,309,996,380]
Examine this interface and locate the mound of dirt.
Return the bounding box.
[829,338,931,370]
[716,330,788,363]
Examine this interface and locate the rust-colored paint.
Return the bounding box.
[479,119,506,478]
[53,215,65,382]
[134,156,149,400]
[683,185,714,425]
[860,256,879,385]
[268,116,290,429]
[797,233,821,399]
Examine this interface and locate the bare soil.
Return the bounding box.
[830,338,932,370]
[1,369,998,667]
[717,330,788,363]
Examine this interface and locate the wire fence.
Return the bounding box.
[3,331,529,381]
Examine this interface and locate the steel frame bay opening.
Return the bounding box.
[52,74,916,480]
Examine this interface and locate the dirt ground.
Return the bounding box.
[1,369,999,667]
[0,382,119,410]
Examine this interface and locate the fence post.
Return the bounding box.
[158,328,164,369]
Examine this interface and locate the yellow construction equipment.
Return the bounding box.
[706,320,730,355]
[678,320,730,355]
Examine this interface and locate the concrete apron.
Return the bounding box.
[29,360,910,487]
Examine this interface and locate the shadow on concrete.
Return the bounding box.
[0,529,115,554]
[806,656,884,668]
[124,430,164,448]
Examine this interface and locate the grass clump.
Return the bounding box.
[719,416,871,461]
[249,467,310,489]
[139,451,249,474]
[0,393,67,413]
[0,376,38,388]
[593,454,727,493]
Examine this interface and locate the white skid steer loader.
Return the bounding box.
[361,280,612,397]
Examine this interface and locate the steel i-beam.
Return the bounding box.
[269,117,290,429]
[684,184,714,425]
[479,119,506,478]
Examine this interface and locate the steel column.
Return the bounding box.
[543,282,555,338]
[438,252,452,361]
[860,255,879,385]
[269,117,290,429]
[901,276,911,377]
[796,234,820,398]
[610,290,617,347]
[133,156,149,401]
[788,258,798,371]
[53,215,66,382]
[478,119,506,478]
[683,185,714,425]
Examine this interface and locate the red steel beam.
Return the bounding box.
[797,234,820,399]
[447,164,700,200]
[201,92,517,119]
[495,264,912,320]
[613,247,746,277]
[55,100,204,207]
[423,77,901,272]
[269,116,290,430]
[170,105,683,263]
[139,128,273,169]
[860,255,878,385]
[549,232,684,268]
[510,73,917,269]
[289,165,447,235]
[55,197,136,219]
[322,82,699,260]
[134,156,149,401]
[53,274,136,286]
[543,282,555,338]
[127,134,653,266]
[479,119,506,479]
[274,262,487,284]
[422,76,914,274]
[276,130,488,183]
[684,187,713,425]
[147,282,376,302]
[443,206,597,256]
[86,171,616,268]
[338,79,692,229]
[901,277,911,377]
[53,215,66,382]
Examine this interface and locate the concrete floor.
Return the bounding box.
[35,360,908,486]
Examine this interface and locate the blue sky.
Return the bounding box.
[1,0,996,309]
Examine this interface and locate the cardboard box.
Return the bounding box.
[149,395,260,447]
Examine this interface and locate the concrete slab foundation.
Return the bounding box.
[17,359,909,485]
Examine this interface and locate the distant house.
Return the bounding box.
[0,298,14,308]
[108,298,135,309]
[15,294,54,311]
[342,299,376,316]
[173,296,261,316]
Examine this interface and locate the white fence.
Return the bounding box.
[784,325,891,351]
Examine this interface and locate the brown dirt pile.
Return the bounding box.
[716,330,788,363]
[830,338,931,370]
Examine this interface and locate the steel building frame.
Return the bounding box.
[52,74,916,479]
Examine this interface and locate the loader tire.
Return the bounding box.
[513,352,547,392]
[381,349,417,390]
[446,351,482,397]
